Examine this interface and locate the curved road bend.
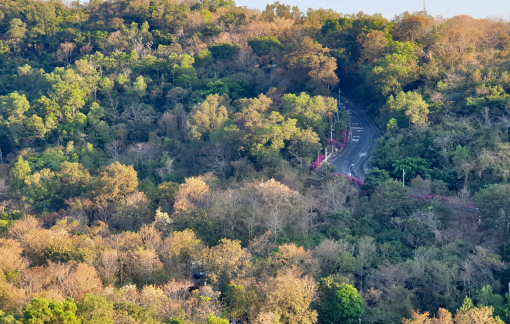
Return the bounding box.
[331,98,382,181]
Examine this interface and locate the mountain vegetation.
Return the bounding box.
[0,0,510,323]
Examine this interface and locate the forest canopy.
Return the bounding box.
[1,0,510,323]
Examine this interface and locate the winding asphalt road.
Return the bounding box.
[331,98,382,181]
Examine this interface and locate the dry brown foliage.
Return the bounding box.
[8,215,39,240]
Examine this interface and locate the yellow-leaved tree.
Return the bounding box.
[403,297,504,324]
[261,268,318,324]
[173,174,215,217]
[96,162,138,203]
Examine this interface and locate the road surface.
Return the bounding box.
[331,98,381,181]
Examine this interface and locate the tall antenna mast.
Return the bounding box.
[423,0,426,13]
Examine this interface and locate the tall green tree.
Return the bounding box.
[392,157,430,182]
[384,91,429,127]
[76,294,114,324]
[363,41,419,99]
[6,18,27,50]
[0,92,30,145]
[281,92,337,137]
[22,297,81,324]
[317,277,365,324]
[189,94,230,140]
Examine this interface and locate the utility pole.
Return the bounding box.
[328,124,334,160]
[403,169,406,187]
[337,88,341,122]
[325,147,328,163]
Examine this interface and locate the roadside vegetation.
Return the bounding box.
[0,0,510,323]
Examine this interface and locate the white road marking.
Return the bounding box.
[332,100,382,180]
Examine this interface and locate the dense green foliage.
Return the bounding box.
[0,0,510,323]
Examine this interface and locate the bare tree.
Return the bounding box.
[494,143,510,182]
[183,11,204,35]
[129,142,154,168]
[498,115,510,140]
[210,189,243,238]
[458,185,471,204]
[0,178,9,198]
[411,210,443,244]
[312,239,349,274]
[95,248,120,286]
[56,42,77,66]
[121,102,156,124]
[289,151,305,169]
[167,87,191,106]
[460,259,476,297]
[461,246,508,295]
[433,134,457,162]
[156,158,174,180]
[102,30,128,53]
[105,97,120,124]
[243,190,262,240]
[298,190,320,236]
[476,148,497,177]
[410,176,432,196]
[443,72,465,90]
[320,176,359,213]
[356,236,376,292]
[105,140,124,161]
[199,144,232,177]
[481,106,491,127]
[253,179,300,242]
[241,179,301,241]
[158,112,178,137]
[80,44,93,55]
